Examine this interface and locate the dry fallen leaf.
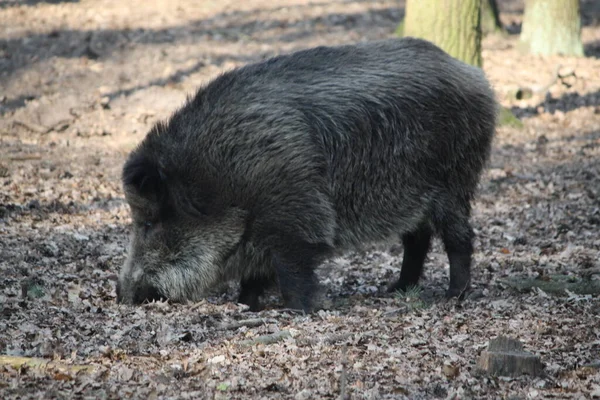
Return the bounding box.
[442,363,460,379]
[208,355,226,365]
[118,366,135,381]
[53,372,74,381]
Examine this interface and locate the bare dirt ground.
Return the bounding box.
[1,0,599,398]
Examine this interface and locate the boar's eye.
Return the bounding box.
[190,202,208,217]
[175,195,209,217]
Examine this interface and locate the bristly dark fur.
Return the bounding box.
[117,37,498,311]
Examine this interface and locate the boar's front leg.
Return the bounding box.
[441,217,473,299]
[254,182,335,312]
[271,240,332,312]
[388,224,433,293]
[434,202,474,299]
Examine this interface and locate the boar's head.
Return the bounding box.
[116,122,248,305]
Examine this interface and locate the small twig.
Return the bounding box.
[218,318,276,331]
[7,155,43,161]
[187,301,210,312]
[458,285,470,300]
[582,360,600,369]
[0,355,96,374]
[581,267,600,278]
[565,289,593,302]
[274,308,307,315]
[549,340,600,353]
[511,173,538,181]
[339,345,348,400]
[383,306,408,316]
[13,120,47,134]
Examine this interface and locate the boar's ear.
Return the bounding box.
[122,152,166,202]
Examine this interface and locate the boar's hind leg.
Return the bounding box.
[238,275,274,312]
[272,241,332,313]
[436,207,474,299]
[387,224,432,293]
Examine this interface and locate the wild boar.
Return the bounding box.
[116,37,497,311]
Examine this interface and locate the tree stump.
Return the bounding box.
[477,336,544,377]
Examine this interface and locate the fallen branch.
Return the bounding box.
[500,275,600,296]
[0,355,96,374]
[237,331,353,347]
[297,333,353,346]
[238,331,292,347]
[219,318,277,330]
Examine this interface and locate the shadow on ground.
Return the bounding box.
[0,6,402,81]
[511,89,600,118]
[0,0,78,9]
[585,39,600,58]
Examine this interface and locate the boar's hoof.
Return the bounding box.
[238,291,263,312]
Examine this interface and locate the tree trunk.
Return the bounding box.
[404,0,482,67]
[519,0,584,56]
[481,0,503,36]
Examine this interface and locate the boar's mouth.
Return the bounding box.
[116,280,168,305]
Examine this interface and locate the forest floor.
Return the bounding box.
[1,0,600,399]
